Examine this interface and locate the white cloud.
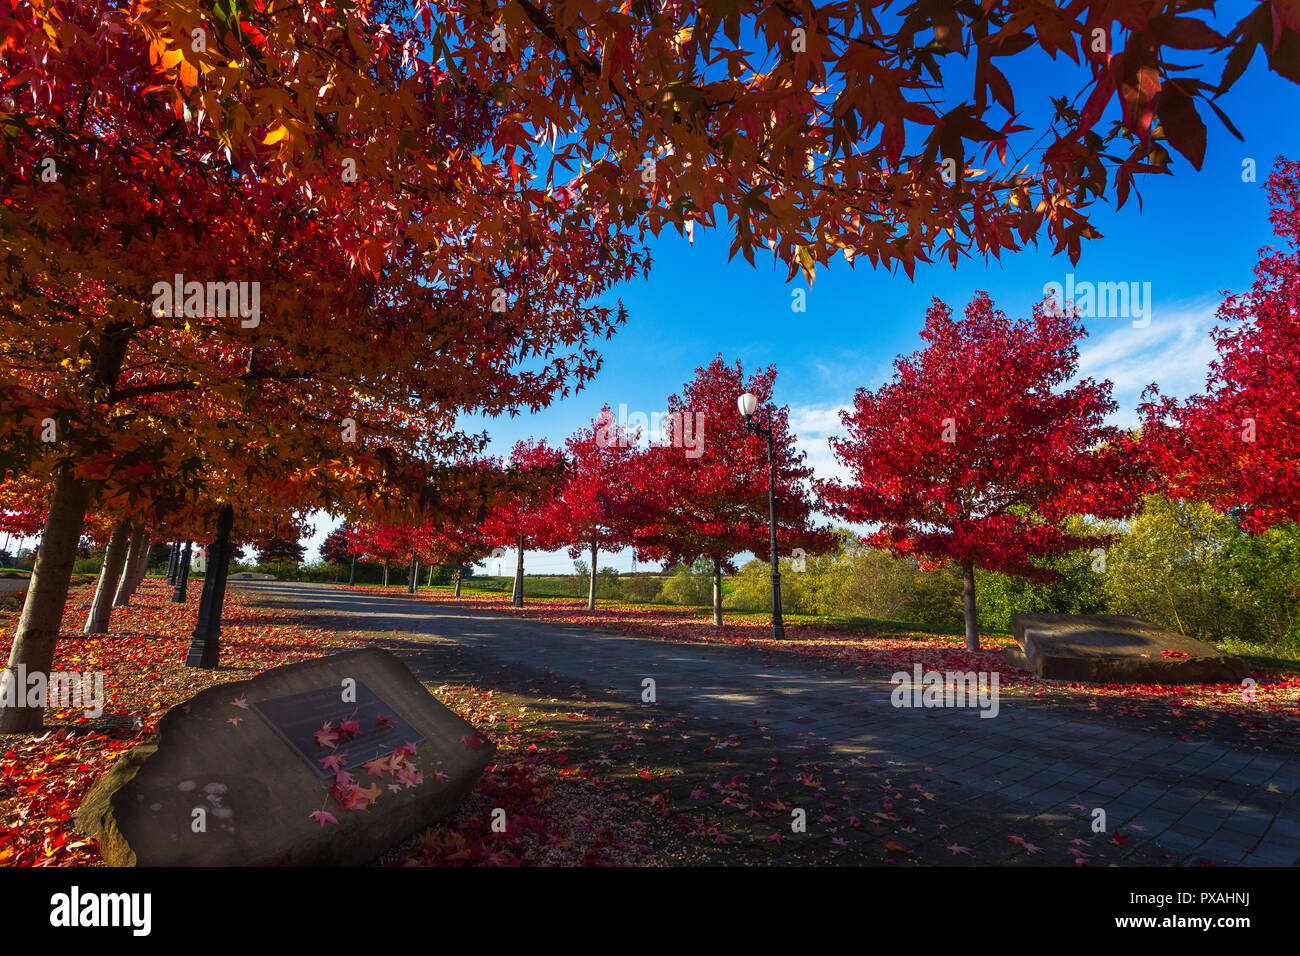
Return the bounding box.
[1075,297,1220,427]
[789,403,849,436]
[788,402,854,488]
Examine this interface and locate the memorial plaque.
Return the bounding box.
[75,648,496,866]
[251,681,424,779]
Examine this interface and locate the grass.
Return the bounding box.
[467,576,986,636]
[401,578,984,643]
[1215,636,1300,672]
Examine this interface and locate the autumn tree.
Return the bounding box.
[429,0,1300,274]
[346,526,405,588]
[820,292,1150,650]
[256,536,306,566]
[484,439,567,606]
[344,458,533,594]
[0,3,642,731]
[0,479,49,540]
[419,521,503,598]
[1141,158,1300,532]
[547,409,647,611]
[637,356,831,626]
[318,526,352,565]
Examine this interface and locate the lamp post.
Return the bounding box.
[737,392,785,640]
[186,504,234,669]
[171,541,192,603]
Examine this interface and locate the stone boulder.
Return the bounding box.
[75,648,494,865]
[1005,614,1249,684]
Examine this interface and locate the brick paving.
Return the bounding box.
[242,581,1300,865]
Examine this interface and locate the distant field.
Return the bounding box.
[464,573,741,596]
[456,573,689,601]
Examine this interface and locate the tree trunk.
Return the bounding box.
[513,533,525,607]
[165,541,179,585]
[171,541,192,603]
[426,564,434,587]
[0,326,130,733]
[348,555,357,585]
[962,561,979,651]
[382,563,389,587]
[408,555,419,594]
[0,463,94,733]
[453,567,463,598]
[85,521,130,635]
[131,532,151,589]
[713,558,723,627]
[587,541,598,611]
[113,527,150,606]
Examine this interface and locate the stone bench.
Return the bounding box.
[1006,613,1249,684]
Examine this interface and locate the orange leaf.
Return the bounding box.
[178,59,198,92]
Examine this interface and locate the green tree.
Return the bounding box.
[724,557,801,614]
[976,516,1115,631]
[660,561,715,608]
[1223,523,1300,650]
[1104,496,1245,641]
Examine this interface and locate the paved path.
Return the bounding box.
[239,580,1300,865]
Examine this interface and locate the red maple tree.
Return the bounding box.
[636,356,831,626]
[345,458,519,593]
[417,520,503,598]
[484,439,568,606]
[319,526,355,568]
[546,408,646,611]
[1141,158,1300,533]
[820,292,1150,650]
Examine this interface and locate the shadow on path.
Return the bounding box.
[234,580,1300,865]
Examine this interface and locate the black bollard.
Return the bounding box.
[171,541,192,602]
[186,504,234,669]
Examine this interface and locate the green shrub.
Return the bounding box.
[975,517,1113,632]
[594,566,622,599]
[1225,522,1300,649]
[1104,496,1248,642]
[620,573,664,603]
[660,562,713,607]
[724,558,796,612]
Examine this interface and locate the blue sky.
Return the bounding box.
[299,28,1300,572]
